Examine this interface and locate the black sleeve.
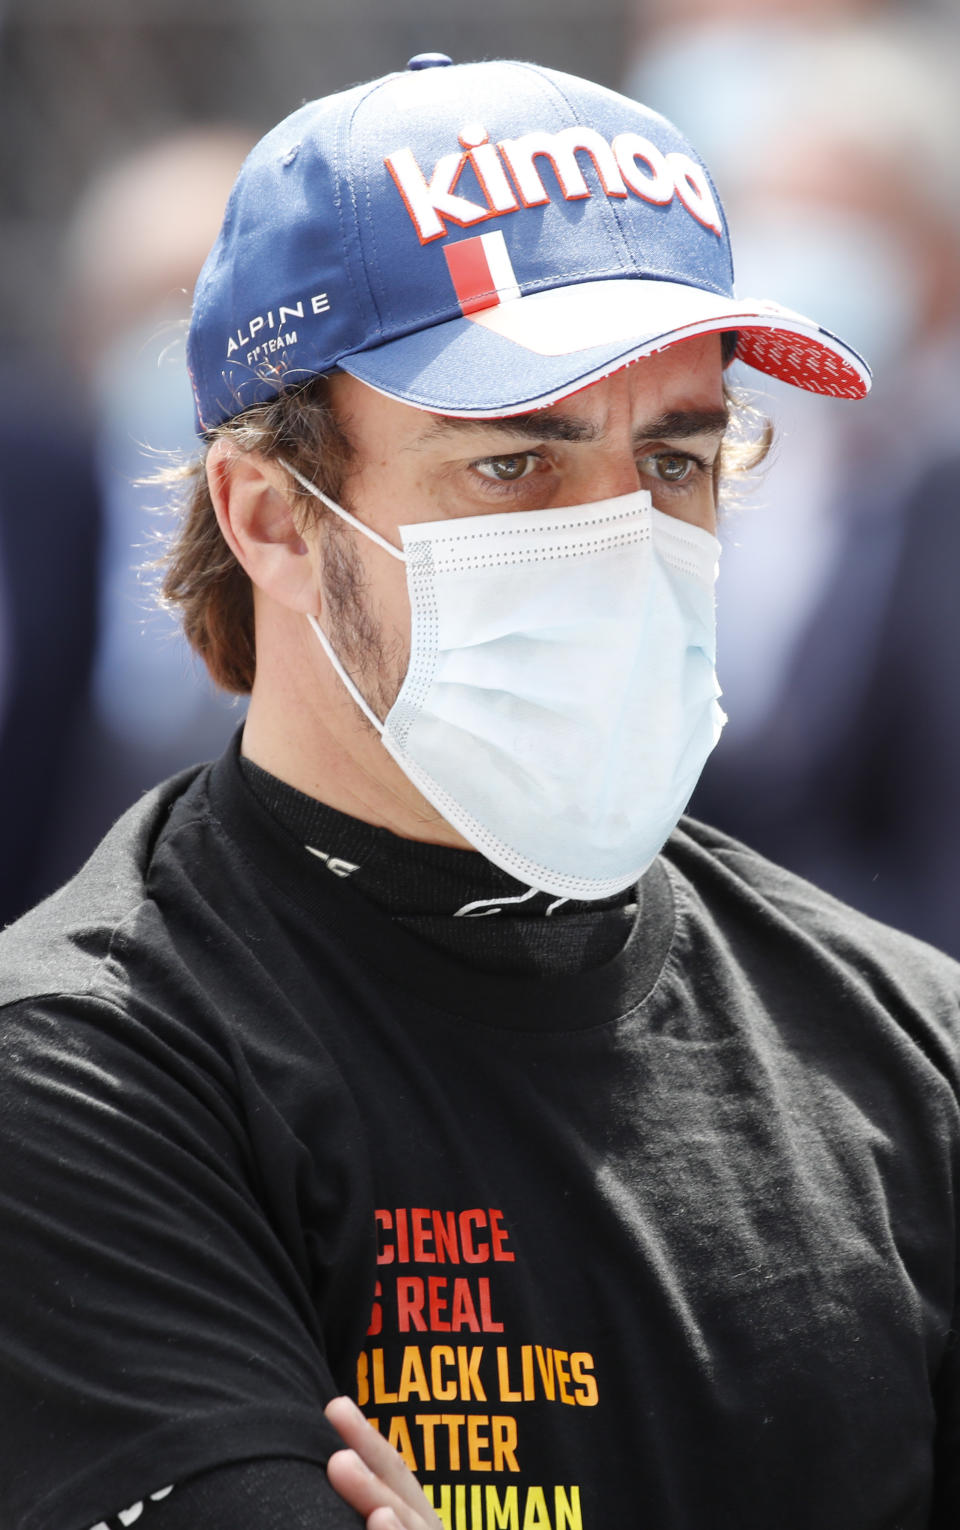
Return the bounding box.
[93,1460,363,1530]
[0,991,370,1530]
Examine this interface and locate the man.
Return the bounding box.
[1,55,957,1530]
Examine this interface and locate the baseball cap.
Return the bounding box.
[187,56,871,432]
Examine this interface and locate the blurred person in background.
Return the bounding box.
[0,0,101,928]
[35,127,254,897]
[0,375,101,926]
[627,7,960,956]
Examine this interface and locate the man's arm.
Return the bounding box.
[0,991,371,1528]
[89,1408,439,1530]
[92,1460,361,1530]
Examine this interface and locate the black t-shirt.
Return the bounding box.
[1,743,960,1530]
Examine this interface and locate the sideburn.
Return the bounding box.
[319,510,406,724]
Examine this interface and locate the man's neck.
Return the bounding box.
[240,635,471,849]
[237,753,645,979]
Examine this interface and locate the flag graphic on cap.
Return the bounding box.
[444,231,522,316]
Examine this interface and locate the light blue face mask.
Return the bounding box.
[285,462,725,900]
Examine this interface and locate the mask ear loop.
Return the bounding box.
[306,615,386,734]
[279,457,406,562]
[280,457,406,733]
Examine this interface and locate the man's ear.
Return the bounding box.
[206,439,319,614]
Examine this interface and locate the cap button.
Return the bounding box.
[406,52,453,70]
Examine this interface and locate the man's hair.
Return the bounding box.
[161,338,770,695]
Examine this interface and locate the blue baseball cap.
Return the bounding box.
[187,56,871,432]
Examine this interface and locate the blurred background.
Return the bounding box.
[1,0,959,953]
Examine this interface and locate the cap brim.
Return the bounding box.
[340,277,870,416]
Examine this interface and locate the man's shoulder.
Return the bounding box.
[665,814,960,1041]
[669,813,960,961]
[0,762,211,1012]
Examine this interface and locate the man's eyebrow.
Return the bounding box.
[418,405,729,448]
[634,407,730,442]
[421,411,599,444]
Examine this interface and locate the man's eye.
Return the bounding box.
[642,452,698,484]
[475,454,537,482]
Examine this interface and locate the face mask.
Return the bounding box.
[284,462,725,901]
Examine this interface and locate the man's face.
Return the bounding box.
[312,333,728,724]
